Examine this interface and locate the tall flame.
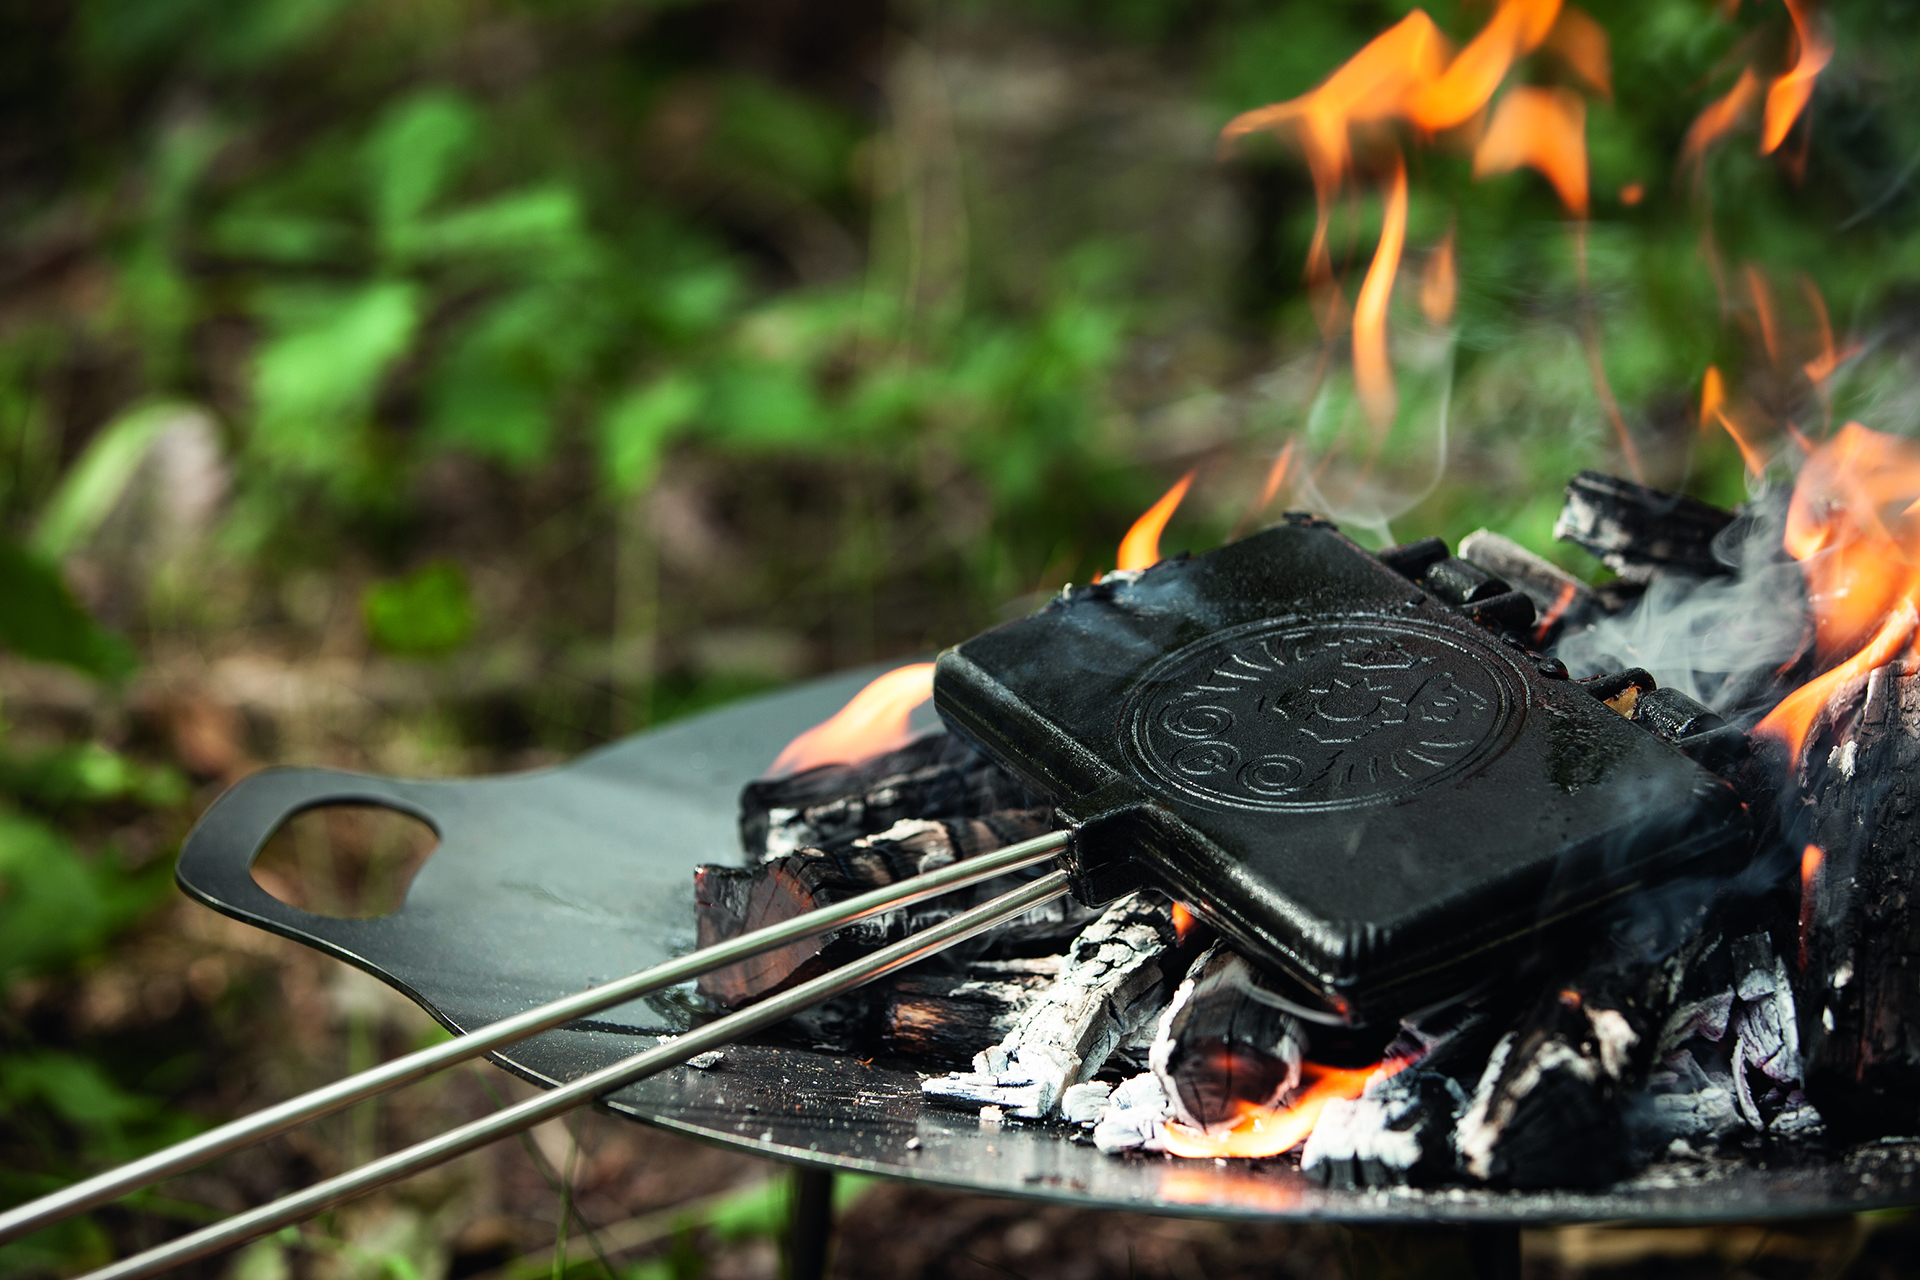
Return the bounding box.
[768,663,934,776]
[1763,0,1832,154]
[1353,158,1410,429]
[1161,1060,1406,1159]
[1116,471,1196,572]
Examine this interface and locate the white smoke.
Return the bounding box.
[1552,494,1809,714]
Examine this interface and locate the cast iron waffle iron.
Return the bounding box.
[175,666,1920,1222]
[934,516,1751,1026]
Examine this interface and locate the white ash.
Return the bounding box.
[1640,1049,1742,1142]
[1455,1032,1601,1182]
[1091,1071,1172,1154]
[921,892,1176,1118]
[1059,1080,1112,1126]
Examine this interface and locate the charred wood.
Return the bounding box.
[1459,529,1601,640]
[881,958,1060,1067]
[740,731,1049,860]
[1797,662,1920,1142]
[921,893,1178,1118]
[695,809,1055,1008]
[1552,471,1735,584]
[1147,942,1304,1133]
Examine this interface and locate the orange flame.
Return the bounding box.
[1533,580,1579,644]
[1782,422,1920,662]
[768,663,934,775]
[1619,180,1645,206]
[1354,157,1411,428]
[1762,0,1832,154]
[1798,843,1824,970]
[1161,1059,1405,1159]
[1473,85,1590,215]
[1756,601,1915,760]
[1800,275,1854,388]
[1700,365,1727,429]
[1116,472,1196,572]
[1681,67,1762,171]
[1544,5,1613,99]
[1406,0,1563,132]
[1171,902,1198,944]
[1421,230,1458,325]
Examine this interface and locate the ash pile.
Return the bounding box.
[690,471,1920,1190]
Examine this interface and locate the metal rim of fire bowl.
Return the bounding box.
[173,665,1920,1225]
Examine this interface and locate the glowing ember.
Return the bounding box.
[1533,581,1579,644]
[1762,0,1832,154]
[1798,843,1825,970]
[1170,902,1198,944]
[767,663,934,776]
[1161,1060,1405,1159]
[1618,181,1645,205]
[1116,471,1196,572]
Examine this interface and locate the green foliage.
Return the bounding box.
[0,812,171,986]
[362,562,479,658]
[0,538,137,682]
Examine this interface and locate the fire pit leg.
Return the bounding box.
[783,1167,835,1280]
[1465,1225,1521,1280]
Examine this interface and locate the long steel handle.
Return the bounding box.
[78,870,1073,1280]
[0,830,1069,1246]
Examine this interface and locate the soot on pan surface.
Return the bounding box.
[934,516,1752,1027]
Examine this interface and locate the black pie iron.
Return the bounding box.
[934,516,1751,1027]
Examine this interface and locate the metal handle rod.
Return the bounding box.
[0,830,1070,1246]
[79,870,1073,1280]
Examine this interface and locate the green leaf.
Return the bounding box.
[406,187,584,261]
[0,813,165,984]
[362,562,477,658]
[0,538,137,681]
[0,743,188,810]
[251,282,419,474]
[600,375,703,493]
[33,402,199,560]
[363,91,481,247]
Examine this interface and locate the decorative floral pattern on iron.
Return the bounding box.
[1121,616,1525,812]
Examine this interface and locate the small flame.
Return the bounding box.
[1533,580,1579,644]
[1747,265,1781,365]
[1171,902,1198,943]
[1800,275,1854,388]
[1619,180,1645,206]
[1354,156,1411,429]
[1116,471,1196,572]
[1762,0,1832,155]
[1543,5,1613,99]
[1161,1060,1405,1159]
[1798,842,1824,970]
[1681,67,1762,171]
[767,664,934,776]
[1421,230,1458,326]
[1558,988,1583,1008]
[1473,85,1590,216]
[1699,365,1727,429]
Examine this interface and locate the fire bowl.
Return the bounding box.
[176,667,1920,1225]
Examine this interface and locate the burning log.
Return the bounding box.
[921,892,1179,1118]
[881,957,1061,1067]
[1147,941,1304,1132]
[1299,1004,1492,1188]
[1796,661,1920,1143]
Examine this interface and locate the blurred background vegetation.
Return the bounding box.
[4,0,1920,1275]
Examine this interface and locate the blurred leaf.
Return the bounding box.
[363,91,482,249]
[0,538,137,681]
[362,562,477,658]
[714,77,860,199]
[0,812,167,984]
[252,282,419,473]
[706,361,824,448]
[407,187,585,261]
[80,0,356,70]
[33,402,198,559]
[425,285,604,468]
[0,743,188,811]
[601,374,703,492]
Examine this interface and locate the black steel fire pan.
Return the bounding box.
[175,666,1920,1225]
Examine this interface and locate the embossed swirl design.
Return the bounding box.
[1120,616,1523,813]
